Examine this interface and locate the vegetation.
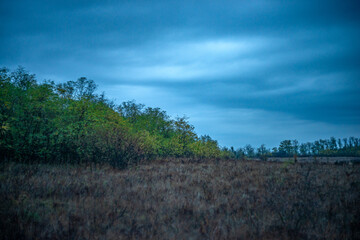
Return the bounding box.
[1,159,359,239]
[228,137,360,160]
[1,67,358,166]
[1,67,359,239]
[0,67,225,168]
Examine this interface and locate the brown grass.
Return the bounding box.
[1,159,359,240]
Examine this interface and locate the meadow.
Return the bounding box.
[1,159,359,240]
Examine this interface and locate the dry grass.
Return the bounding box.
[1,159,359,240]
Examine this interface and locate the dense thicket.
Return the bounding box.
[0,67,225,167]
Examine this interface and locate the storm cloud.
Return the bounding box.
[1,0,360,147]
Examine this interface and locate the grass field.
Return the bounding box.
[266,156,360,164]
[1,159,359,240]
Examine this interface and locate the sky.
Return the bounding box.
[1,0,360,148]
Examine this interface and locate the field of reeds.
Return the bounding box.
[1,159,359,240]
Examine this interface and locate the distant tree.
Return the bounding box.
[292,140,299,155]
[355,138,359,148]
[244,144,255,158]
[349,137,355,148]
[236,147,246,159]
[337,138,343,149]
[278,140,293,157]
[311,141,322,155]
[343,138,348,148]
[330,137,337,150]
[272,147,278,156]
[299,143,308,156]
[257,144,269,160]
[273,137,360,158]
[319,139,327,151]
[230,146,237,157]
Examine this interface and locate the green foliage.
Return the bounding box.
[0,67,225,166]
[189,135,222,159]
[118,101,225,159]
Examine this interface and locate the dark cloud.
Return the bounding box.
[1,0,360,147]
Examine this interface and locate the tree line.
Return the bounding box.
[0,67,228,168]
[1,67,358,167]
[225,137,360,160]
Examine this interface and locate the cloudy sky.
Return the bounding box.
[1,0,360,148]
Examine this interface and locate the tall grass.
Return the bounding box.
[1,159,359,239]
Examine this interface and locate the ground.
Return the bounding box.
[1,159,359,240]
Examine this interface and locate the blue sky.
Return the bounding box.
[1,0,360,148]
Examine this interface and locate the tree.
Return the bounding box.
[244,144,255,158]
[299,143,308,156]
[257,144,269,160]
[292,140,299,155]
[337,138,343,149]
[330,137,337,150]
[11,66,36,90]
[278,140,293,157]
[117,100,145,123]
[236,147,246,159]
[272,147,279,156]
[343,138,348,148]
